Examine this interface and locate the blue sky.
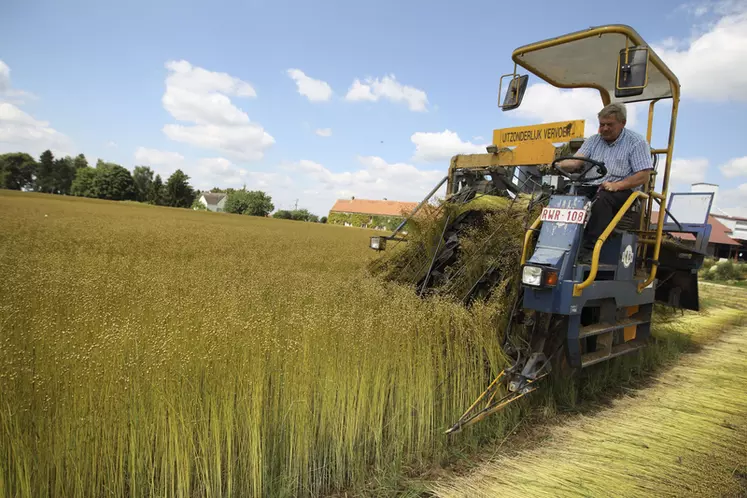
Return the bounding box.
[1,0,746,215]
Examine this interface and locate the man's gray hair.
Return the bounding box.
[598,103,627,123]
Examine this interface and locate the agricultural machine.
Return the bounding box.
[369,25,715,433]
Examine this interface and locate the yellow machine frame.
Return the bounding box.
[508,25,681,294]
[446,120,585,194]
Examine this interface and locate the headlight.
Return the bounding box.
[522,266,543,286]
[522,265,559,287]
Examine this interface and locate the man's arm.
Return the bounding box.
[601,169,651,191]
[555,154,586,172]
[556,138,592,172]
[601,139,653,192]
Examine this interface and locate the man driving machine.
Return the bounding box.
[557,103,653,261]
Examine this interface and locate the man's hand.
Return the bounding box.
[601,181,621,192]
[602,170,652,192]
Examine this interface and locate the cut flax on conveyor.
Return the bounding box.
[367,194,536,304]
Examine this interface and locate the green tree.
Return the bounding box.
[71,167,98,198]
[35,150,56,193]
[289,209,319,222]
[73,153,88,170]
[149,174,164,205]
[54,156,76,195]
[191,197,208,210]
[132,166,154,202]
[163,169,196,208]
[273,210,293,219]
[0,152,37,190]
[93,160,135,200]
[320,216,327,224]
[224,189,274,217]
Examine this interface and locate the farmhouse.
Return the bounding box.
[328,198,418,230]
[198,193,227,212]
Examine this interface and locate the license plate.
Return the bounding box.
[540,207,587,224]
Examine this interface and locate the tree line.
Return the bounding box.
[1,150,326,221]
[0,150,198,208]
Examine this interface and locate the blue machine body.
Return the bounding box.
[522,194,657,368]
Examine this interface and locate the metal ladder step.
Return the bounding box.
[579,318,648,339]
[581,341,646,368]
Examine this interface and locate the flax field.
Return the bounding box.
[0,191,519,497]
[1,190,745,498]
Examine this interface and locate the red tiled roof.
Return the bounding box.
[651,211,741,246]
[330,198,418,217]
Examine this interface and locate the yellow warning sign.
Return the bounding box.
[493,120,585,148]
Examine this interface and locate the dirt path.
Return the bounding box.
[428,323,747,497]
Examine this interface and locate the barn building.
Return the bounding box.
[328,198,418,230]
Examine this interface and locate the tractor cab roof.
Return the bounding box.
[512,25,679,105]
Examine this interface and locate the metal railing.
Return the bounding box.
[573,191,650,296]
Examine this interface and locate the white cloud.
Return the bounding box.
[655,157,710,191]
[411,130,485,162]
[132,148,272,190]
[315,128,332,137]
[283,156,444,215]
[286,69,333,102]
[163,123,274,162]
[134,146,184,167]
[0,102,70,157]
[512,84,642,136]
[472,136,485,142]
[105,141,118,148]
[512,84,643,136]
[0,61,10,94]
[165,60,256,98]
[655,6,747,101]
[720,155,747,177]
[345,75,428,112]
[0,60,68,155]
[194,157,250,187]
[161,60,273,161]
[133,146,185,178]
[246,171,293,190]
[718,182,747,215]
[0,60,33,104]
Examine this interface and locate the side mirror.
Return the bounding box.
[615,46,649,98]
[499,74,528,111]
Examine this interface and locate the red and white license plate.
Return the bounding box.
[540,207,587,224]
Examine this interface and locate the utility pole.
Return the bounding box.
[294,199,298,210]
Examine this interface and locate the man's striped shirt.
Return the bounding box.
[577,128,653,187]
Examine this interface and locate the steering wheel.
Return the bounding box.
[551,156,608,184]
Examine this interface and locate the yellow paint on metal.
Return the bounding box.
[624,305,639,341]
[493,120,585,148]
[521,215,543,265]
[574,191,649,296]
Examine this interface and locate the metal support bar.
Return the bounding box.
[419,214,452,297]
[521,215,543,265]
[387,175,448,241]
[650,194,683,231]
[574,191,649,296]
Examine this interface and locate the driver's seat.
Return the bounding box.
[617,197,642,232]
